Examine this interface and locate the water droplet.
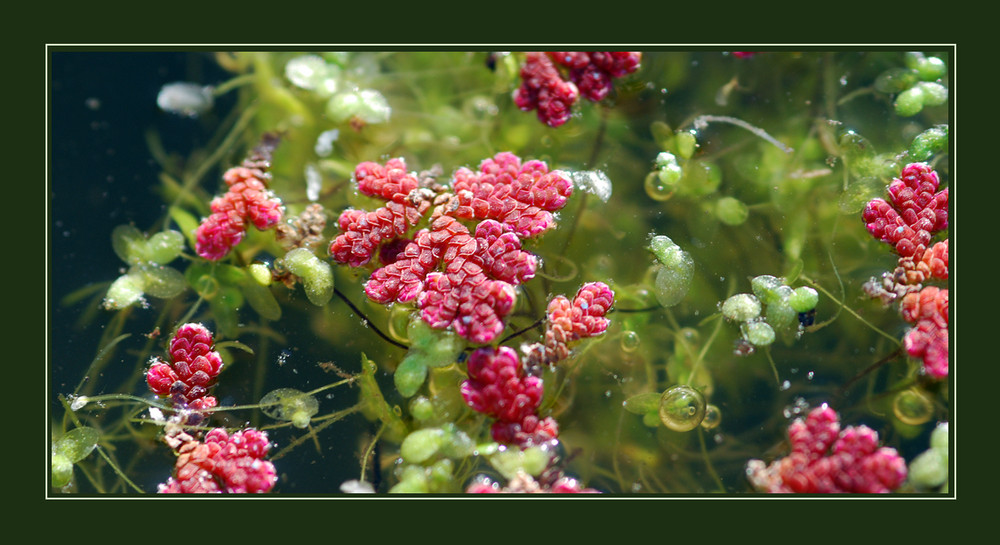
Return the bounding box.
[659,385,706,432]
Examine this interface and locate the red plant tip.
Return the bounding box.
[354,158,421,202]
[158,427,277,493]
[569,281,615,337]
[461,346,543,424]
[918,240,949,281]
[460,346,559,446]
[365,215,537,344]
[195,165,283,261]
[490,414,559,446]
[514,52,641,127]
[513,52,579,128]
[419,273,516,345]
[900,286,949,378]
[551,51,642,102]
[451,151,573,238]
[746,405,907,493]
[328,158,425,267]
[146,322,224,410]
[862,163,947,259]
[523,282,615,369]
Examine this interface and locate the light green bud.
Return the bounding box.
[787,286,819,313]
[675,130,698,159]
[894,86,925,117]
[284,248,334,306]
[400,428,445,464]
[916,81,947,107]
[715,196,749,226]
[751,275,786,305]
[721,293,760,322]
[742,321,775,347]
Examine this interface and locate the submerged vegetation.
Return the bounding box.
[49,49,951,495]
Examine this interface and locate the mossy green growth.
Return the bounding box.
[787,286,819,313]
[741,321,775,347]
[654,151,683,186]
[326,89,391,124]
[394,317,466,397]
[721,293,761,322]
[715,196,749,226]
[905,52,947,81]
[399,423,474,464]
[104,226,187,310]
[51,426,100,488]
[675,130,698,160]
[260,388,319,428]
[908,422,949,490]
[895,82,947,117]
[283,247,334,306]
[389,458,456,493]
[648,234,694,307]
[489,444,552,479]
[394,355,429,399]
[909,125,948,161]
[111,225,185,266]
[751,275,786,305]
[358,353,408,442]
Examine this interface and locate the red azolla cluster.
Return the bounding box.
[460,282,614,447]
[862,163,949,378]
[460,346,558,446]
[900,285,949,379]
[330,152,573,344]
[524,282,615,369]
[328,158,424,267]
[746,404,907,494]
[195,136,284,261]
[513,51,642,127]
[158,428,277,493]
[450,151,573,237]
[863,162,948,277]
[146,322,224,411]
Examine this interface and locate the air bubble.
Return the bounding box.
[620,330,641,353]
[644,172,676,201]
[701,404,721,430]
[658,385,706,432]
[893,388,934,426]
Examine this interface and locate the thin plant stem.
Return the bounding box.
[802,275,901,347]
[360,422,386,484]
[697,427,726,493]
[334,287,409,351]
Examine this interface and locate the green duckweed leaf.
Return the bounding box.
[54,426,100,463]
[623,392,662,415]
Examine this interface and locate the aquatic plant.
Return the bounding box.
[49,49,953,496]
[746,404,907,493]
[862,162,950,378]
[514,51,641,127]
